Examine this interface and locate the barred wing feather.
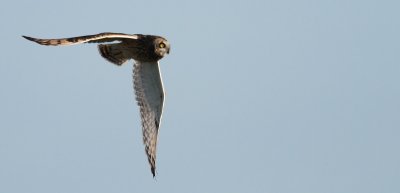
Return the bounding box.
[133,61,165,177]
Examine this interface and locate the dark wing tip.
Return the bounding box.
[22,35,35,41]
[151,166,156,178]
[22,35,44,45]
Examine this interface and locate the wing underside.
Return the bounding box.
[133,61,165,177]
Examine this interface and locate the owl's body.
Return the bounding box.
[23,33,170,177]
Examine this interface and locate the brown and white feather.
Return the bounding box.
[22,32,138,46]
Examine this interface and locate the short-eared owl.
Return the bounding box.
[23,32,171,177]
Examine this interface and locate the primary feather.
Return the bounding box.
[22,32,138,46]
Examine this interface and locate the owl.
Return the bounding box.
[23,32,171,177]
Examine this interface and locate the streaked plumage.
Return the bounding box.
[23,32,170,177]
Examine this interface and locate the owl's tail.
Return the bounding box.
[98,44,129,65]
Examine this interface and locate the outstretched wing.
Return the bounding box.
[133,61,165,177]
[22,32,138,46]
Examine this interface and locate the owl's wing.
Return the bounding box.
[22,32,138,46]
[133,61,165,177]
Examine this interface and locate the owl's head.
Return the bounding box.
[153,37,170,58]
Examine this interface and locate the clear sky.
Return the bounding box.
[1,0,399,192]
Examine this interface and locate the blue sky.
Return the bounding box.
[1,0,399,192]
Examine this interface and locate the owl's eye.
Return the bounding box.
[159,42,166,48]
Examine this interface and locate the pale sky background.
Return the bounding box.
[1,0,399,193]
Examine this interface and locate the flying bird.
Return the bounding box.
[23,32,171,177]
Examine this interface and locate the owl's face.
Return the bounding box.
[153,37,170,58]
